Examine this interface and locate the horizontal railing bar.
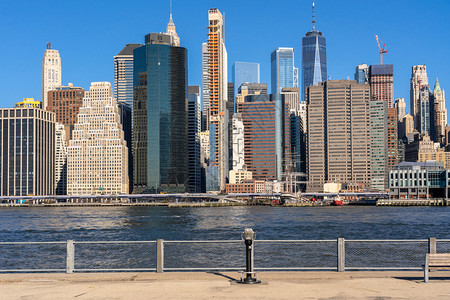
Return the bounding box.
[255,240,336,243]
[75,268,157,272]
[164,268,242,270]
[346,240,428,242]
[438,239,450,242]
[255,267,334,270]
[74,241,157,244]
[164,240,241,243]
[0,269,65,272]
[345,267,422,270]
[0,242,66,245]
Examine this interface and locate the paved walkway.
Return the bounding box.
[1,271,449,299]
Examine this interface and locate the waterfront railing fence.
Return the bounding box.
[0,238,449,273]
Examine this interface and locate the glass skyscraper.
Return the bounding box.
[302,26,327,100]
[232,62,260,95]
[271,48,298,94]
[133,33,188,193]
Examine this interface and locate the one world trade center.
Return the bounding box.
[302,0,327,100]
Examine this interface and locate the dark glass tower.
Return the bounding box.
[302,1,327,100]
[133,33,188,193]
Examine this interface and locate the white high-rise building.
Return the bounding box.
[232,113,244,171]
[67,82,129,195]
[395,98,406,121]
[42,43,61,110]
[410,65,428,130]
[433,78,447,144]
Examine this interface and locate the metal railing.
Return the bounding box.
[0,238,449,273]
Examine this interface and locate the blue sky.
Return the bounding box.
[1,0,449,112]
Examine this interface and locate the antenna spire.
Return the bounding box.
[169,0,172,20]
[312,0,316,31]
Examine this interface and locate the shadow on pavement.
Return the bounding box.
[207,272,239,282]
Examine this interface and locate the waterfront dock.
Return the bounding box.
[377,199,449,206]
[1,271,449,299]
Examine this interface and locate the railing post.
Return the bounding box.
[66,240,74,274]
[337,238,345,272]
[157,239,164,273]
[428,238,436,254]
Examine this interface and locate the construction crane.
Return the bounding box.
[375,35,388,65]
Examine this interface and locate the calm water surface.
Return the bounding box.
[1,206,449,242]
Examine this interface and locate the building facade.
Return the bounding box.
[55,123,67,195]
[188,86,202,193]
[42,43,61,110]
[47,84,85,144]
[395,98,406,121]
[389,162,449,199]
[433,78,447,144]
[370,100,388,191]
[302,8,327,101]
[355,64,369,84]
[0,107,55,196]
[239,94,291,182]
[114,44,142,108]
[411,65,429,130]
[271,47,298,94]
[232,62,260,96]
[231,113,245,171]
[369,64,394,108]
[133,32,188,193]
[307,80,371,192]
[387,108,398,169]
[67,82,129,195]
[205,8,229,191]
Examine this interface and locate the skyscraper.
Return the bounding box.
[55,123,68,195]
[114,44,142,108]
[67,82,129,195]
[47,83,85,144]
[387,108,398,170]
[201,42,210,116]
[355,64,369,84]
[188,86,202,193]
[419,85,432,138]
[302,0,327,100]
[239,94,291,181]
[370,100,388,191]
[133,32,188,193]
[306,80,371,192]
[432,78,447,144]
[394,98,406,121]
[232,62,260,95]
[411,65,428,130]
[369,64,394,108]
[0,106,55,196]
[42,43,61,110]
[205,8,228,191]
[271,47,298,94]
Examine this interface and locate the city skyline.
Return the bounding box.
[1,0,449,112]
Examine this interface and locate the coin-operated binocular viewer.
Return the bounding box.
[239,228,261,284]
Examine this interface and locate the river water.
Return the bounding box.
[1,206,449,271]
[1,206,449,241]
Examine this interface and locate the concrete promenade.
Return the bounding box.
[1,271,449,299]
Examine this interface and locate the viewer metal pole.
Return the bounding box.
[66,240,75,274]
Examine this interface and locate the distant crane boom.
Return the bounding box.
[375,35,388,65]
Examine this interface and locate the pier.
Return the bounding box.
[377,199,449,206]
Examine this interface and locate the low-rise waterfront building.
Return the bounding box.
[389,161,449,199]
